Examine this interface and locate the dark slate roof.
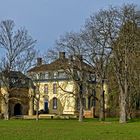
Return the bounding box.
[0,71,34,88]
[1,71,29,79]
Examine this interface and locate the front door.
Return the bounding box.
[14,103,22,115]
[44,101,49,113]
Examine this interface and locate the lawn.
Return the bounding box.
[0,118,140,140]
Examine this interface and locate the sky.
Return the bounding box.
[0,0,140,55]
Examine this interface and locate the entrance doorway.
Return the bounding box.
[44,100,49,113]
[14,103,22,115]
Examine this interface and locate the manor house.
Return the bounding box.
[28,52,101,117]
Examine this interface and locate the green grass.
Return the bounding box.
[0,118,140,140]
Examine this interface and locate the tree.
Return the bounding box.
[112,16,140,122]
[80,4,140,123]
[81,7,117,121]
[28,70,43,121]
[44,4,140,123]
[0,20,36,120]
[56,32,87,122]
[45,32,95,122]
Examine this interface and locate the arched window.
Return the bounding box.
[53,97,57,109]
[76,98,80,110]
[53,83,57,94]
[44,100,48,112]
[44,84,48,94]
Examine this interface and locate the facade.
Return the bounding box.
[0,53,108,118]
[28,52,101,117]
[0,71,34,118]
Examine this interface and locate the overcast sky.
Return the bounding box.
[0,0,140,55]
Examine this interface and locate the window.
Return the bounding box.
[88,97,91,109]
[45,72,49,79]
[48,72,53,79]
[76,98,86,110]
[44,84,48,94]
[39,73,45,79]
[53,83,57,94]
[92,90,96,107]
[53,97,57,109]
[54,72,58,79]
[92,98,96,107]
[89,74,96,82]
[58,72,66,79]
[21,79,26,85]
[76,98,80,110]
[11,78,16,84]
[82,98,86,109]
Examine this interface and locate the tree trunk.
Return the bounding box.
[119,90,127,123]
[4,101,9,120]
[127,95,132,120]
[120,58,128,123]
[36,99,39,121]
[99,82,105,121]
[79,97,83,122]
[29,96,34,116]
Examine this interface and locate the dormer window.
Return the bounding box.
[58,71,66,79]
[11,78,16,84]
[21,79,26,84]
[54,72,58,79]
[48,72,53,79]
[39,73,45,79]
[45,72,49,79]
[89,74,96,82]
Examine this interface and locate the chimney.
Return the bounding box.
[37,58,42,66]
[59,52,65,59]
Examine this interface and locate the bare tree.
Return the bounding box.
[45,32,95,122]
[81,4,140,123]
[28,71,43,121]
[44,4,140,123]
[112,10,140,122]
[0,20,36,120]
[81,8,116,121]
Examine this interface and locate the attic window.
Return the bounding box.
[54,72,58,79]
[48,72,53,79]
[89,74,96,82]
[39,73,45,79]
[11,78,16,84]
[58,72,66,78]
[45,72,49,79]
[21,79,26,84]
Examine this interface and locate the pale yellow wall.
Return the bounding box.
[0,87,8,114]
[0,86,30,116]
[35,80,76,115]
[35,80,103,116]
